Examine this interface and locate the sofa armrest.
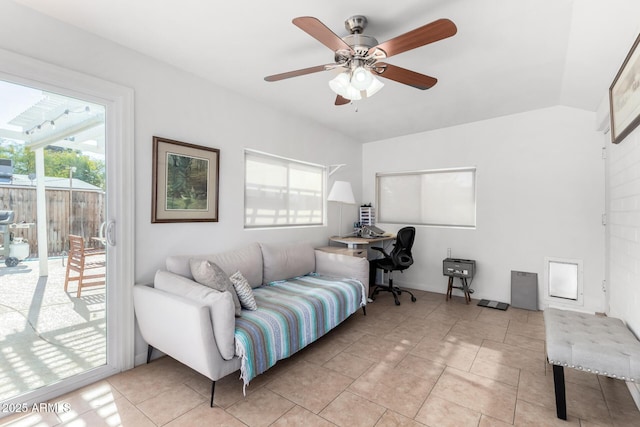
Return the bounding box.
[314,250,369,296]
[133,284,240,381]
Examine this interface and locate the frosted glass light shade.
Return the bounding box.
[328,72,350,96]
[351,66,373,90]
[364,75,384,97]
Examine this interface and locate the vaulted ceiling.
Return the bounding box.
[12,0,640,143]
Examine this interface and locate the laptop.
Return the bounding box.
[362,225,386,237]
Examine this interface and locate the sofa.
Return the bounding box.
[133,241,369,406]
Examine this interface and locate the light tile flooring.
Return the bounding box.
[3,289,640,426]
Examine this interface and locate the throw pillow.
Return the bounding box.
[229,271,258,310]
[190,259,242,317]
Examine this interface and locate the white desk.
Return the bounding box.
[321,235,396,263]
[328,235,395,249]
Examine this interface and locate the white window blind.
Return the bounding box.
[244,150,325,228]
[376,167,476,227]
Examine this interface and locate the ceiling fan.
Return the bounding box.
[264,15,457,105]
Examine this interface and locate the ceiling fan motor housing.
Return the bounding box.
[335,34,380,64]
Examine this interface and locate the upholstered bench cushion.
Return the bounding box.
[544,308,640,382]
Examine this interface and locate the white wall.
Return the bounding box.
[607,126,640,335]
[363,106,606,312]
[0,1,362,286]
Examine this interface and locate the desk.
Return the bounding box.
[329,235,395,249]
[316,246,367,258]
[323,235,396,298]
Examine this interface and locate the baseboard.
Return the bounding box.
[134,352,148,367]
[627,381,640,411]
[134,349,166,367]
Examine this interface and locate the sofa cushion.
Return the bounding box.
[166,242,263,288]
[190,259,242,317]
[229,271,258,311]
[153,270,236,360]
[260,242,315,284]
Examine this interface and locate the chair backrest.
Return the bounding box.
[390,226,415,269]
[68,235,86,269]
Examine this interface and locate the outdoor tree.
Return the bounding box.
[0,140,105,189]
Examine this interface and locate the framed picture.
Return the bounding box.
[610,33,640,144]
[152,136,219,223]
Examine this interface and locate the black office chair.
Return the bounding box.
[369,226,417,306]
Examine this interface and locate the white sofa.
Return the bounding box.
[133,241,368,406]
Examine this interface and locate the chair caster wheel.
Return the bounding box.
[397,290,402,295]
[411,296,417,302]
[394,300,401,306]
[5,257,19,267]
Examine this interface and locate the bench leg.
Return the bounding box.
[552,364,567,420]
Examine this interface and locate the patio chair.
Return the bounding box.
[64,234,106,297]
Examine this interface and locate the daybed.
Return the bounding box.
[133,241,368,406]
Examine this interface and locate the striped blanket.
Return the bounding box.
[234,274,366,389]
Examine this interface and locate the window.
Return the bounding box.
[244,150,325,228]
[376,167,476,227]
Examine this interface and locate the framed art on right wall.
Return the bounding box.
[610,33,640,144]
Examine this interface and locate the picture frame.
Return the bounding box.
[609,33,640,144]
[151,136,219,223]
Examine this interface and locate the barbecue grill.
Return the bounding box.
[0,210,19,267]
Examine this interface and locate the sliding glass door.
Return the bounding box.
[0,49,134,413]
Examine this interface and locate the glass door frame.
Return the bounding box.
[0,48,135,408]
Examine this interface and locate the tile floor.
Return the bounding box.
[2,289,640,426]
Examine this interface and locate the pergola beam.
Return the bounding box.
[25,115,103,151]
[0,129,26,141]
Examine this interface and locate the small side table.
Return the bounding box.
[443,258,476,304]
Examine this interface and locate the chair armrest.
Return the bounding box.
[83,248,106,256]
[370,246,390,258]
[314,250,369,296]
[133,284,238,380]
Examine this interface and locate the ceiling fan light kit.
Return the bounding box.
[264,14,457,105]
[328,68,384,101]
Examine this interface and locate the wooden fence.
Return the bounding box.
[0,186,105,257]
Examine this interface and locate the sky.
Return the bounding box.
[0,80,43,132]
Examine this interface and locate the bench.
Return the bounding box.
[544,308,640,420]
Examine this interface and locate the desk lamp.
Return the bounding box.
[327,181,355,237]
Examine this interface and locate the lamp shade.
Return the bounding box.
[327,181,355,204]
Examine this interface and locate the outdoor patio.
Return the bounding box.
[0,257,106,402]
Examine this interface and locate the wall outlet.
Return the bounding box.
[447,248,451,258]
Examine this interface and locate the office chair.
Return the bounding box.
[369,226,417,306]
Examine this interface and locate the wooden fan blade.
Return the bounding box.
[335,95,350,106]
[293,17,354,54]
[375,63,438,90]
[369,18,457,59]
[264,64,333,82]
